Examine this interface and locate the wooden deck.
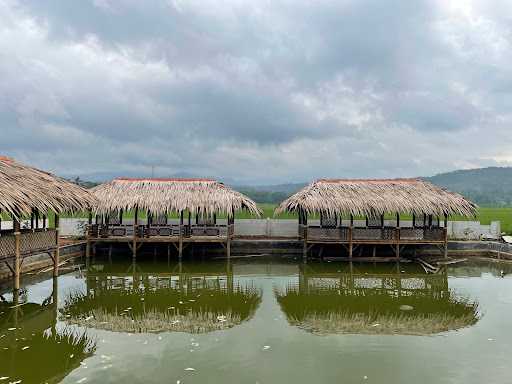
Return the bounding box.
[301,225,448,259]
[86,223,235,259]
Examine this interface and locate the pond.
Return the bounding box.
[1,257,512,384]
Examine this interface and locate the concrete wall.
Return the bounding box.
[19,218,502,241]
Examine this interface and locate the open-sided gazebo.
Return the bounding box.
[275,178,477,260]
[0,156,95,288]
[88,178,261,259]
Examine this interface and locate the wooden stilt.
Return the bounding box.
[444,213,448,259]
[13,217,20,291]
[179,211,184,260]
[349,215,353,260]
[85,210,92,261]
[133,207,138,261]
[302,209,308,262]
[53,214,60,277]
[396,214,400,260]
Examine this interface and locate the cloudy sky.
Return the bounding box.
[1,0,512,184]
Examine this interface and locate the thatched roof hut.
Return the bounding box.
[91,177,261,216]
[275,178,477,218]
[0,156,96,219]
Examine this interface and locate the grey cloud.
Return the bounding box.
[1,0,512,183]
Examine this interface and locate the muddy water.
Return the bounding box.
[1,258,512,384]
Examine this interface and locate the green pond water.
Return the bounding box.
[1,257,512,384]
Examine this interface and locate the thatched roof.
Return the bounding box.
[0,156,96,219]
[275,178,477,217]
[92,177,261,216]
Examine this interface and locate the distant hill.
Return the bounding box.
[69,167,512,207]
[236,183,306,204]
[424,167,512,207]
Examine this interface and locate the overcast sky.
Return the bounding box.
[1,0,512,184]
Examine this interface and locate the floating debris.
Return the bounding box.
[184,368,196,371]
[262,345,271,351]
[363,375,368,380]
[217,315,227,322]
[0,377,8,381]
[21,346,30,350]
[7,328,16,331]
[371,323,380,327]
[399,305,414,311]
[488,338,495,341]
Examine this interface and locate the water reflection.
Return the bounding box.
[0,278,96,384]
[61,261,262,334]
[275,263,480,335]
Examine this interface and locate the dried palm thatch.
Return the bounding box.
[92,178,261,216]
[275,178,477,218]
[0,156,96,219]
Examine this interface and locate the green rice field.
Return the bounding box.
[2,206,511,233]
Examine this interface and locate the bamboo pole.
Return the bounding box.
[53,214,60,277]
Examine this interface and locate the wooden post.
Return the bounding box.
[349,214,353,259]
[396,212,400,260]
[13,217,21,291]
[179,211,183,260]
[86,210,92,261]
[302,209,308,262]
[53,214,60,277]
[133,207,138,261]
[227,213,232,260]
[444,213,448,259]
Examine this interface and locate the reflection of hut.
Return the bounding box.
[0,156,95,287]
[275,264,479,335]
[88,178,261,259]
[275,179,477,260]
[61,262,261,333]
[0,279,95,383]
